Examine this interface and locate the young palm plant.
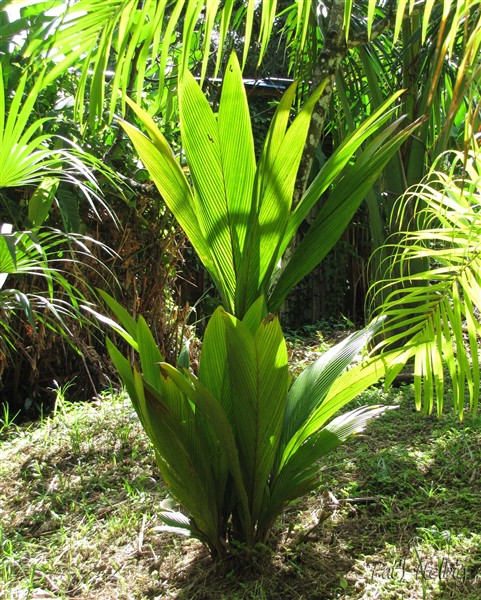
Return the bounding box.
[101,291,390,557]
[95,52,416,556]
[370,141,481,419]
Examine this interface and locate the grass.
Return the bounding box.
[1,385,481,599]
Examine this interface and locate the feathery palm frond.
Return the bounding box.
[8,0,287,125]
[6,0,471,126]
[0,62,119,225]
[334,0,481,211]
[0,224,114,359]
[370,142,481,419]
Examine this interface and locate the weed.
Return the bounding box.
[0,402,20,436]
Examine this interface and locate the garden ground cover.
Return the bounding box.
[1,351,481,599]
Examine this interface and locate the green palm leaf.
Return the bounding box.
[0,62,117,223]
[15,0,300,125]
[222,310,289,524]
[178,68,238,311]
[119,99,222,300]
[280,322,382,455]
[139,375,222,550]
[122,53,410,319]
[0,65,57,188]
[244,80,327,309]
[259,324,390,538]
[217,53,256,274]
[268,115,420,311]
[106,328,228,554]
[102,301,390,553]
[0,226,110,355]
[371,147,481,418]
[262,404,391,537]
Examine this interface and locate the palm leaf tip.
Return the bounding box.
[326,404,398,440]
[153,509,200,539]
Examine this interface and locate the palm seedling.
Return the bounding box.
[98,52,419,556]
[101,292,391,557]
[119,52,416,319]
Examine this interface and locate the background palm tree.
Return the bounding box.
[275,0,481,321]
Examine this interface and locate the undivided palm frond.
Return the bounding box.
[120,52,415,319]
[370,145,481,419]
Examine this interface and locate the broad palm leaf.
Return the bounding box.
[120,52,416,319]
[99,294,391,556]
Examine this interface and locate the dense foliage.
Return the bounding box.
[0,0,480,559]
